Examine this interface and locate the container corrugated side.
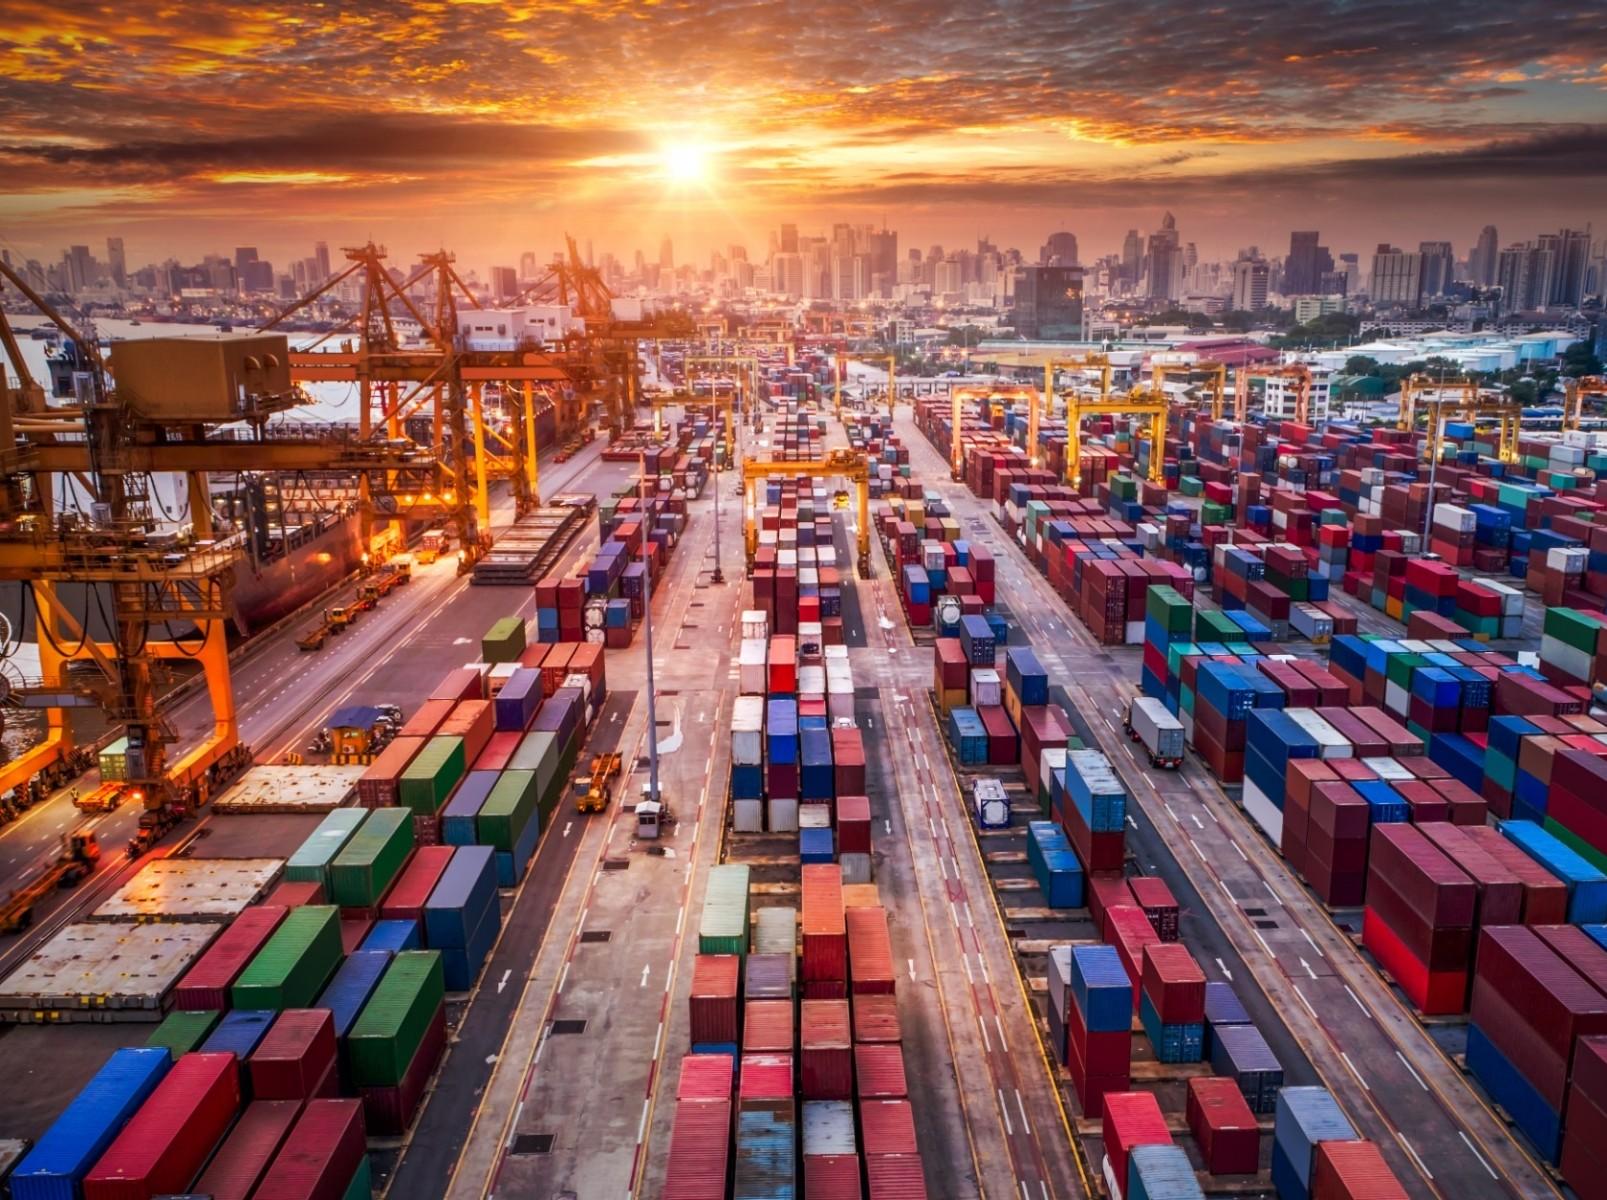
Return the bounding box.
[734,1098,796,1200]
[316,949,392,1039]
[328,808,414,908]
[380,845,455,921]
[250,1098,366,1200]
[348,950,446,1087]
[424,845,498,949]
[11,1047,170,1200]
[661,1097,732,1200]
[146,1010,221,1060]
[174,905,287,1010]
[192,1099,301,1200]
[250,1008,338,1101]
[474,769,539,851]
[285,809,365,887]
[82,1051,241,1200]
[397,735,467,815]
[231,905,343,1010]
[1312,1139,1409,1200]
[699,864,751,956]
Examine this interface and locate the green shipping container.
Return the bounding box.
[1193,609,1239,642]
[1385,652,1425,689]
[699,864,751,956]
[146,1008,220,1060]
[231,905,343,1010]
[285,808,367,887]
[399,736,466,815]
[1145,586,1192,637]
[341,1157,373,1200]
[329,808,415,907]
[1545,608,1603,655]
[99,736,129,782]
[541,735,581,821]
[481,617,528,664]
[348,950,446,1087]
[476,769,539,852]
[1546,817,1607,874]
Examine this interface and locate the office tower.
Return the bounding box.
[314,242,330,280]
[1496,242,1556,314]
[519,251,538,281]
[1012,265,1084,338]
[1369,245,1424,307]
[1231,257,1269,311]
[1418,242,1454,298]
[106,237,126,286]
[490,266,518,302]
[1145,214,1182,302]
[1040,231,1079,266]
[1469,225,1499,286]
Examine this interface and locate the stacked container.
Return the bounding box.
[1053,944,1132,1110]
[1138,943,1206,1063]
[425,845,501,990]
[348,950,447,1134]
[1361,822,1477,1014]
[1272,1087,1357,1200]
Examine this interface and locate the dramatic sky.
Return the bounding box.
[2,0,1605,273]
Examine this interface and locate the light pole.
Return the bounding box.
[639,453,660,808]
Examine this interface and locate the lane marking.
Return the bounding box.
[1341,1051,1370,1091]
[1397,1133,1433,1181]
[1215,957,1233,980]
[1396,1050,1428,1092]
[497,969,511,994]
[640,964,651,988]
[1343,984,1370,1017]
[1300,927,1324,957]
[1459,1131,1498,1179]
[998,1088,1014,1136]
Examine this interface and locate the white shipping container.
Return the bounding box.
[799,665,827,701]
[1383,680,1410,719]
[753,907,796,955]
[562,673,590,705]
[1047,946,1073,1024]
[803,1101,858,1156]
[732,695,765,765]
[973,778,1010,829]
[1432,503,1475,533]
[1360,756,1413,781]
[970,668,1002,708]
[767,798,799,832]
[1541,634,1593,684]
[1286,708,1352,758]
[1393,531,1422,554]
[1548,546,1589,574]
[818,546,838,569]
[798,566,820,589]
[1129,697,1185,763]
[798,622,824,658]
[1242,778,1284,845]
[487,662,521,695]
[1289,603,1334,643]
[1481,579,1526,616]
[741,610,769,640]
[732,799,764,833]
[828,691,856,723]
[1125,621,1145,645]
[799,803,831,830]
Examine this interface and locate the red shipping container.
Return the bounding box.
[1367,823,1476,929]
[832,730,868,797]
[193,1100,301,1200]
[689,954,741,1047]
[357,736,425,807]
[1127,876,1179,942]
[474,730,523,772]
[1141,943,1206,1024]
[439,700,494,765]
[265,880,324,908]
[175,905,287,1011]
[398,699,454,740]
[1414,823,1522,926]
[768,637,798,694]
[1186,1077,1258,1176]
[802,864,847,985]
[1087,874,1138,932]
[379,845,454,922]
[866,1154,926,1199]
[738,1054,793,1100]
[1361,907,1467,1015]
[676,1053,734,1101]
[1105,906,1162,1006]
[1101,1091,1172,1196]
[861,1100,917,1156]
[339,917,372,956]
[977,705,1018,766]
[1312,1139,1409,1200]
[430,666,483,703]
[1066,993,1133,1076]
[250,1010,338,1102]
[743,1000,795,1053]
[84,1052,241,1200]
[846,906,896,996]
[804,1154,862,1199]
[800,999,853,1100]
[251,1099,365,1200]
[854,1043,909,1099]
[852,994,902,1044]
[934,639,968,691]
[1461,826,1569,924]
[358,1003,446,1135]
[837,794,872,855]
[539,643,575,695]
[661,1097,731,1200]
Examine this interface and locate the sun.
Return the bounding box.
[660,142,713,186]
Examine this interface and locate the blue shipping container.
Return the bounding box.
[426,845,499,949]
[798,825,835,864]
[1069,944,1132,1033]
[201,1009,276,1060]
[497,803,543,887]
[1139,992,1204,1064]
[1502,820,1607,923]
[494,670,543,731]
[1211,1023,1284,1114]
[317,949,392,1039]
[362,919,422,954]
[440,899,500,991]
[442,771,499,845]
[1127,1143,1205,1200]
[1274,1087,1356,1192]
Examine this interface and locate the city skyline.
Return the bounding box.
[2,1,1604,264]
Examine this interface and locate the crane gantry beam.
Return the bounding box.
[1063,390,1170,488]
[1150,359,1227,419]
[1235,363,1313,424]
[742,449,872,577]
[1565,376,1607,432]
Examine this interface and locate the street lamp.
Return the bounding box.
[638,452,660,810]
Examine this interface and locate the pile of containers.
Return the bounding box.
[751,476,848,642]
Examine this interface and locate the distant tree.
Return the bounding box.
[1562,340,1605,378]
[1345,355,1380,376]
[1219,310,1254,332]
[1510,379,1539,404]
[945,325,983,348]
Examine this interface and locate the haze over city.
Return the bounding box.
[3,0,1606,265]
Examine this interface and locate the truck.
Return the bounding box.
[1125,696,1185,769]
[416,529,449,565]
[572,752,622,813]
[72,782,132,814]
[0,832,102,933]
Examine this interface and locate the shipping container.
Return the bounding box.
[357,1002,446,1136]
[1186,1076,1258,1176]
[1311,1140,1408,1200]
[328,808,414,908]
[348,950,446,1088]
[285,809,366,888]
[1101,1091,1172,1197]
[192,1099,301,1200]
[700,864,751,957]
[202,1008,277,1061]
[1127,1143,1204,1200]
[690,955,741,1049]
[398,735,467,815]
[82,1052,240,1200]
[661,1098,732,1200]
[380,845,454,922]
[316,949,392,1040]
[250,1008,337,1101]
[800,999,853,1099]
[231,906,343,1010]
[251,1098,366,1200]
[1273,1087,1356,1200]
[734,1098,795,1200]
[174,905,287,1011]
[146,1009,221,1060]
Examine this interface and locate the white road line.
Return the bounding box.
[640,964,651,988]
[907,958,917,979]
[1344,984,1370,1016]
[653,1021,664,1059]
[962,954,975,983]
[1015,1088,1032,1135]
[506,1100,524,1144]
[1187,836,1206,862]
[1126,814,1138,830]
[1396,1050,1428,1091]
[995,1014,1009,1051]
[1459,1131,1498,1179]
[1219,879,1233,900]
[998,1088,1014,1135]
[949,900,961,928]
[636,1098,651,1144]
[979,1015,992,1052]
[1397,1133,1432,1180]
[1215,957,1233,980]
[884,819,892,835]
[938,857,949,880]
[675,906,685,934]
[1263,880,1281,904]
[1251,928,1276,958]
[1300,927,1324,957]
[1292,984,1317,1020]
[1204,807,1219,823]
[962,901,974,927]
[561,821,572,838]
[1341,1052,1370,1091]
[1231,841,1248,862]
[497,969,512,993]
[977,954,990,984]
[557,962,571,993]
[1190,813,1204,830]
[1164,802,1179,822]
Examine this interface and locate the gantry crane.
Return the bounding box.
[1400,375,1520,466]
[1151,359,1227,419]
[684,355,758,438]
[1033,356,1113,469]
[833,353,898,417]
[742,449,872,577]
[0,260,423,826]
[1061,388,1170,489]
[1234,363,1313,423]
[1564,377,1607,431]
[946,385,1038,479]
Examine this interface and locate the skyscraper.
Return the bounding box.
[1231,257,1269,311]
[1469,225,1499,286]
[1121,230,1142,287]
[490,266,518,302]
[106,237,126,287]
[659,238,674,270]
[1418,242,1454,298]
[1011,265,1084,338]
[1539,228,1592,305]
[314,242,331,281]
[1145,214,1182,302]
[1368,245,1424,308]
[1285,232,1320,295]
[1040,231,1079,266]
[1496,242,1556,314]
[518,251,538,281]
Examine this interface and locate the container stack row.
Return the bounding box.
[751,477,849,640]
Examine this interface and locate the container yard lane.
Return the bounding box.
[0,440,618,975]
[855,496,1086,1195]
[891,404,1557,1200]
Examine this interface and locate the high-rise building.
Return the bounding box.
[490,266,518,302]
[1283,231,1335,296]
[518,251,538,281]
[314,242,331,281]
[106,237,126,287]
[1469,225,1499,286]
[1230,257,1269,311]
[1011,265,1084,338]
[1143,213,1183,302]
[779,224,798,254]
[1538,228,1592,305]
[1040,231,1079,266]
[1496,242,1556,314]
[1418,242,1454,298]
[863,228,898,297]
[659,238,674,270]
[64,244,95,291]
[1121,230,1142,286]
[772,252,804,298]
[1369,245,1424,308]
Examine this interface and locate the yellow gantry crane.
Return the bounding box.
[1564,376,1607,431]
[1061,388,1170,489]
[684,354,758,436]
[947,385,1038,480]
[1234,363,1313,423]
[1401,375,1521,466]
[741,449,872,577]
[1037,355,1113,468]
[1151,359,1227,419]
[834,353,898,417]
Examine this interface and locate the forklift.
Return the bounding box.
[572,753,622,813]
